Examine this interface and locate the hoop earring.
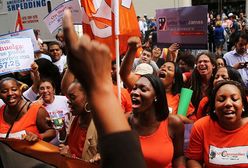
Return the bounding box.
[84,102,91,113]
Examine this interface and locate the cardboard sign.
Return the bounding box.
[156,5,208,49]
[43,0,83,33]
[0,38,34,75]
[0,28,39,51]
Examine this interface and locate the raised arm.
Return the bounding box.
[63,10,130,134]
[63,10,146,168]
[167,43,180,62]
[30,62,40,94]
[61,68,75,95]
[120,37,141,89]
[22,62,39,101]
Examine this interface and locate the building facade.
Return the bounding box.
[133,0,247,18]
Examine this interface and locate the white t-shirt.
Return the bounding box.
[13,89,71,145]
[45,95,69,119]
[53,55,67,74]
[44,95,72,145]
[23,89,70,123]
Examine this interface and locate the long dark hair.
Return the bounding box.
[163,61,183,95]
[191,52,216,111]
[201,66,246,117]
[142,74,169,121]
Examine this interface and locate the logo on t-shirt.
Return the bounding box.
[209,145,248,165]
[209,150,216,159]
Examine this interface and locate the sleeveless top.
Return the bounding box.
[139,119,174,168]
[67,116,88,158]
[0,102,42,138]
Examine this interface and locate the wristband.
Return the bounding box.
[58,133,67,144]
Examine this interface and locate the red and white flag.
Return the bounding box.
[15,8,24,32]
[81,0,140,59]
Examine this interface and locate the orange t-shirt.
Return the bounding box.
[113,85,132,113]
[139,119,173,168]
[67,116,87,158]
[166,93,196,121]
[196,96,209,120]
[186,116,248,168]
[0,103,42,138]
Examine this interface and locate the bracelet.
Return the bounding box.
[58,133,67,144]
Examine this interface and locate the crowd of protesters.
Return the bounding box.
[1,8,248,168]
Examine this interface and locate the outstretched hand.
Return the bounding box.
[168,43,180,53]
[63,9,112,91]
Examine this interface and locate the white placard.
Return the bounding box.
[0,130,26,139]
[0,29,39,51]
[0,38,34,75]
[43,0,83,33]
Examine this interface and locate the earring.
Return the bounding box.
[84,102,91,113]
[154,98,157,102]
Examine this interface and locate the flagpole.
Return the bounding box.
[115,36,121,102]
[113,0,121,102]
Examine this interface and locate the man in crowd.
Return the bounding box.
[132,47,159,73]
[48,41,67,74]
[223,32,248,87]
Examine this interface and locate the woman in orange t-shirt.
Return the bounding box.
[129,74,185,168]
[0,77,55,141]
[158,61,195,122]
[186,80,248,167]
[196,66,246,120]
[120,37,195,123]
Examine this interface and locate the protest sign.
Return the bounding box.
[156,5,208,49]
[43,0,83,33]
[0,38,34,75]
[0,28,39,51]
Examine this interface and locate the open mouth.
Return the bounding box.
[198,66,208,71]
[131,97,141,108]
[7,97,16,104]
[141,59,148,63]
[223,111,235,117]
[158,71,166,79]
